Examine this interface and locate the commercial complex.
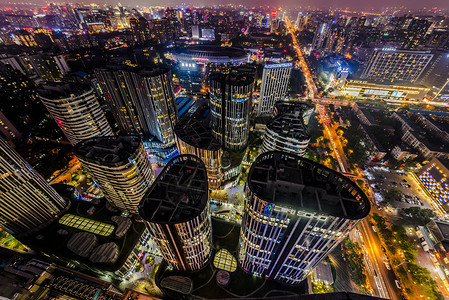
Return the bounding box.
[360,48,433,83]
[210,73,254,151]
[37,83,113,146]
[0,137,68,236]
[95,67,178,145]
[257,62,293,116]
[418,158,449,209]
[73,136,155,214]
[238,151,370,284]
[139,155,212,271]
[262,113,311,156]
[174,118,222,190]
[342,80,430,100]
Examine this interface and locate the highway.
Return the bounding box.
[285,16,318,99]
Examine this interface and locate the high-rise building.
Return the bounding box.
[0,112,21,141]
[20,53,70,82]
[257,62,293,116]
[418,50,449,98]
[273,101,315,125]
[210,73,254,151]
[192,24,201,39]
[139,154,212,271]
[0,137,68,236]
[418,157,449,208]
[95,67,178,145]
[174,118,222,189]
[360,49,433,83]
[261,113,311,156]
[73,136,155,214]
[37,83,113,146]
[238,151,370,284]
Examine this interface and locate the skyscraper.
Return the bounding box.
[257,62,293,116]
[261,113,311,156]
[238,151,370,284]
[361,49,433,83]
[139,154,212,271]
[0,137,67,236]
[37,83,113,146]
[210,73,254,151]
[73,136,155,214]
[95,67,178,145]
[273,101,315,125]
[174,118,222,190]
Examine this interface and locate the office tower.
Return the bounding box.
[273,101,315,125]
[130,17,151,44]
[238,151,370,284]
[312,22,330,50]
[73,136,155,214]
[210,73,254,151]
[95,67,178,146]
[402,18,432,50]
[360,49,433,83]
[257,62,293,116]
[418,50,449,98]
[21,53,70,82]
[0,137,67,236]
[139,154,212,271]
[192,24,201,39]
[37,83,113,146]
[174,118,222,189]
[262,114,310,156]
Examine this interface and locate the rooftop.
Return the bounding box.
[174,45,249,61]
[247,152,370,220]
[273,101,315,118]
[267,114,310,140]
[210,73,254,86]
[73,136,142,167]
[37,82,92,99]
[174,118,220,151]
[139,155,209,224]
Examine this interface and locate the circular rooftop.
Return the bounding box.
[210,73,255,87]
[247,151,370,220]
[138,155,209,224]
[174,45,249,63]
[73,136,142,167]
[174,118,220,151]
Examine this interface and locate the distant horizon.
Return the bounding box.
[0,0,448,12]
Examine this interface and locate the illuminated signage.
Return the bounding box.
[265,62,294,69]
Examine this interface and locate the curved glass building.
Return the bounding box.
[174,118,222,190]
[73,136,155,214]
[0,137,68,236]
[238,151,370,284]
[38,83,113,146]
[139,155,212,271]
[210,73,254,151]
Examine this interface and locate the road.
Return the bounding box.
[285,15,318,99]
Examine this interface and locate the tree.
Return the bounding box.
[382,188,402,204]
[400,207,435,225]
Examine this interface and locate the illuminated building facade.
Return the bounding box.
[342,80,430,100]
[174,118,222,190]
[0,137,67,236]
[139,155,212,271]
[257,62,293,116]
[210,73,254,151]
[238,152,370,284]
[418,157,449,208]
[37,83,113,146]
[95,67,178,145]
[360,49,433,83]
[262,114,310,156]
[73,136,155,214]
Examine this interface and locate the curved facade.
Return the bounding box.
[210,73,254,151]
[174,118,222,189]
[0,137,67,236]
[173,45,249,65]
[73,136,155,214]
[238,151,370,284]
[95,67,178,146]
[262,114,311,156]
[38,83,113,146]
[139,155,212,271]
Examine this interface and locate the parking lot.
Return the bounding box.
[365,167,433,210]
